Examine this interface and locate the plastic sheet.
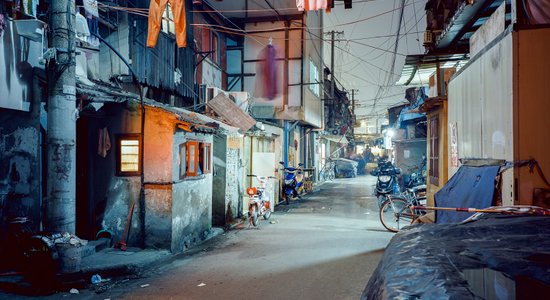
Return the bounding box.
[362,215,550,299]
[434,164,500,223]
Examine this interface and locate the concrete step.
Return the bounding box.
[81,238,111,258]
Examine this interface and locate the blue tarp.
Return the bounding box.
[434,165,500,223]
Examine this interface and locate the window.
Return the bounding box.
[179,143,186,179]
[211,33,220,65]
[429,116,439,185]
[162,4,175,35]
[201,28,220,65]
[200,143,212,174]
[117,134,141,176]
[309,59,320,96]
[180,140,211,178]
[187,141,199,176]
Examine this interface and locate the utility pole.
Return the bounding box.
[46,0,77,233]
[325,30,344,129]
[330,30,335,106]
[350,89,358,116]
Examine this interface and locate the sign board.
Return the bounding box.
[450,122,459,168]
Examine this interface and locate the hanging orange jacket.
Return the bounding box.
[147,0,187,48]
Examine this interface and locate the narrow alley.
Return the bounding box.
[72,175,392,300]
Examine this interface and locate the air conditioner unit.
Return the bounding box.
[205,86,227,103]
[228,91,249,109]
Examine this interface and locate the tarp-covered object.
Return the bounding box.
[434,164,500,223]
[362,215,550,299]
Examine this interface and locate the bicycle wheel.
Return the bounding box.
[379,197,415,232]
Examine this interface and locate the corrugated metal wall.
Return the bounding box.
[448,32,514,205]
[131,0,195,100]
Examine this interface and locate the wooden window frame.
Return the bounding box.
[211,33,220,65]
[429,115,440,185]
[200,143,212,174]
[179,143,186,180]
[181,140,212,178]
[186,140,199,177]
[116,134,142,176]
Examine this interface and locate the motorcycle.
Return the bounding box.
[246,174,276,227]
[279,162,304,205]
[371,159,401,207]
[404,156,427,189]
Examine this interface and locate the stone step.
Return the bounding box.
[81,238,111,258]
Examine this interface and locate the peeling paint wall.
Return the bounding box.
[212,134,228,226]
[212,133,243,227]
[83,102,216,252]
[0,63,42,231]
[81,102,144,245]
[0,121,41,228]
[171,131,213,253]
[224,136,242,223]
[143,108,175,249]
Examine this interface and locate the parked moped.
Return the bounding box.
[371,159,401,207]
[279,162,304,205]
[246,174,276,227]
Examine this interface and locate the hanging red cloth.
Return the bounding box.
[256,44,279,100]
[147,0,187,48]
[296,0,328,11]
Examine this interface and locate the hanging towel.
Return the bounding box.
[147,0,187,48]
[98,127,111,158]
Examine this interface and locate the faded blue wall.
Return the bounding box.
[171,131,213,253]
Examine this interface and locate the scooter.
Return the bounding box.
[371,159,401,207]
[246,174,276,227]
[404,156,427,189]
[279,162,304,205]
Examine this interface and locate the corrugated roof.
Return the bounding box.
[76,79,218,134]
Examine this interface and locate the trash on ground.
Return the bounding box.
[91,274,102,284]
[140,284,150,288]
[69,288,79,294]
[198,283,206,287]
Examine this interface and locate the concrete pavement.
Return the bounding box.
[0,175,395,299]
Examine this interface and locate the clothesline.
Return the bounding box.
[94,1,423,30]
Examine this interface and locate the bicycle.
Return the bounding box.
[319,159,335,181]
[379,186,427,232]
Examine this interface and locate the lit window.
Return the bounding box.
[117,134,141,176]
